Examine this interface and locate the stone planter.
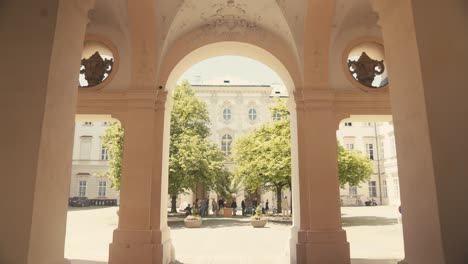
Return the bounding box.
[184,219,202,228]
[250,218,268,228]
[223,207,233,217]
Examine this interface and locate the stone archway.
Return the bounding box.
[159,40,302,263]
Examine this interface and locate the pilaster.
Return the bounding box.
[294,91,350,264]
[109,90,173,264]
[0,1,93,263]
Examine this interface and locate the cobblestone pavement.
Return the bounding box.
[65,206,404,264]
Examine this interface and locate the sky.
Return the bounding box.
[177,56,285,86]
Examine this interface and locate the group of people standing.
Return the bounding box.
[183,196,291,217]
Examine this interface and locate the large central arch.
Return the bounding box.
[159,40,302,262]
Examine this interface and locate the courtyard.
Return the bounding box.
[65,206,404,264]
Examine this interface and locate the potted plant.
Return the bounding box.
[250,205,268,228]
[184,208,202,228]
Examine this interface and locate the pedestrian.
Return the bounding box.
[218,198,224,209]
[231,200,237,216]
[194,198,199,215]
[200,198,207,217]
[282,196,290,217]
[184,203,192,216]
[265,199,270,213]
[212,198,218,216]
[241,200,246,216]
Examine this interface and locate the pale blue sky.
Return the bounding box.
[177,56,284,85]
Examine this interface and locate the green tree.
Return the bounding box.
[337,143,374,188]
[169,81,230,212]
[101,122,124,190]
[233,99,291,211]
[233,99,373,212]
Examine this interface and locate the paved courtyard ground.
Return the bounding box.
[65,206,404,264]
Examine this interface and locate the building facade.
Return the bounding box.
[337,121,400,206]
[69,121,119,202]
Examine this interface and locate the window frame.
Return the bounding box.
[223,108,232,121]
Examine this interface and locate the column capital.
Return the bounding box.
[155,91,167,112]
[294,89,335,111]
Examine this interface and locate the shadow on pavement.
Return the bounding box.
[351,258,399,264]
[342,216,398,227]
[69,260,107,264]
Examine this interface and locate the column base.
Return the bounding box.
[109,227,174,264]
[296,229,350,264]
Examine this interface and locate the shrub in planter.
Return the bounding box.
[184,214,202,228]
[250,205,268,228]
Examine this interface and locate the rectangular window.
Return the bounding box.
[83,122,93,126]
[382,180,388,198]
[390,136,397,157]
[393,178,400,198]
[80,136,92,160]
[344,122,352,127]
[346,143,354,150]
[380,140,385,159]
[349,186,357,196]
[368,181,377,197]
[100,145,109,160]
[102,121,110,126]
[366,143,374,160]
[98,181,107,197]
[78,181,87,197]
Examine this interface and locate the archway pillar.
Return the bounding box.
[373,0,468,263]
[109,91,174,264]
[294,92,350,264]
[0,1,93,263]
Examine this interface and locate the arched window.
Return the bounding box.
[272,112,282,121]
[223,108,232,121]
[221,134,233,155]
[248,108,257,121]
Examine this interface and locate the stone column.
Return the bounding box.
[295,93,350,264]
[109,91,173,264]
[0,1,93,264]
[373,0,468,263]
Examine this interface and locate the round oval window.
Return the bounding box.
[346,42,388,90]
[79,40,116,89]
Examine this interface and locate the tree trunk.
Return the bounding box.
[171,195,177,213]
[276,187,282,212]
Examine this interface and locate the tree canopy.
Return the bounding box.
[337,143,374,188]
[100,122,124,190]
[233,99,374,211]
[169,81,231,211]
[232,99,291,211]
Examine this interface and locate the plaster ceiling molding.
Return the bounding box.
[162,0,297,61]
[88,0,129,35]
[329,0,383,92]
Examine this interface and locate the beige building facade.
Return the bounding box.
[69,121,119,201]
[337,121,401,207]
[2,1,467,264]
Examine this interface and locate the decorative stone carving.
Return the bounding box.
[348,52,385,88]
[80,51,114,87]
[200,0,262,38]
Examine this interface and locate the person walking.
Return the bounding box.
[265,199,270,214]
[200,198,207,217]
[282,196,290,217]
[231,200,238,216]
[241,200,246,216]
[212,198,218,216]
